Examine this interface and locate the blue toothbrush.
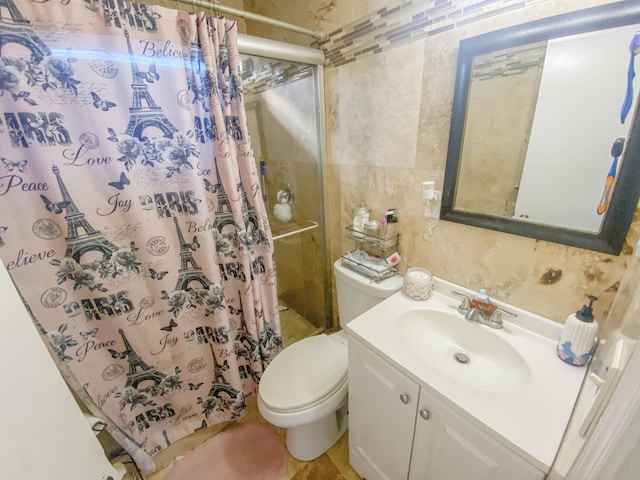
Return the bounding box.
[620,31,640,124]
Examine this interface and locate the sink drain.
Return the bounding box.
[454,352,470,364]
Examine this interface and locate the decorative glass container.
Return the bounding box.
[403,267,434,300]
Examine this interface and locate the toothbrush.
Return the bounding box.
[620,31,640,124]
[597,138,625,215]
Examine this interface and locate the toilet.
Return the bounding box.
[257,259,403,461]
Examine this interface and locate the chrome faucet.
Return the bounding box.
[451,290,517,329]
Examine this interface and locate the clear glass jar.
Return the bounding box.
[363,219,380,238]
[351,203,370,232]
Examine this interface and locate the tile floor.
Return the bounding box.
[145,304,360,480]
[278,301,323,348]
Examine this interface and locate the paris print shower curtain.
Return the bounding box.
[0,0,282,457]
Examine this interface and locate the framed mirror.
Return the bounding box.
[441,2,640,255]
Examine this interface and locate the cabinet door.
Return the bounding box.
[348,339,420,480]
[409,387,545,480]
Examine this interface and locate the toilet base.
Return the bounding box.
[285,400,349,461]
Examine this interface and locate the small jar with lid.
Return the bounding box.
[363,219,381,238]
[351,203,370,234]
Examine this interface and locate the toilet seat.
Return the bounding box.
[259,334,347,413]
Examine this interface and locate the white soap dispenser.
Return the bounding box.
[557,295,599,367]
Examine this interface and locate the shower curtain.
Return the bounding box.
[0,0,282,458]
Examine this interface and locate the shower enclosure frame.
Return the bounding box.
[238,34,333,333]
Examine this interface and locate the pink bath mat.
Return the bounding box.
[164,423,286,480]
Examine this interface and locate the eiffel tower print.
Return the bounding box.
[118,328,166,390]
[172,215,212,291]
[259,314,283,354]
[204,341,242,411]
[233,292,260,362]
[51,165,120,263]
[123,29,177,141]
[209,162,259,233]
[0,0,50,61]
[186,41,211,113]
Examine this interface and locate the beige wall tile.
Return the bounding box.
[245,0,392,46]
[328,40,425,169]
[415,31,457,173]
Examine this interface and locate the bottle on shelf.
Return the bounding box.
[383,209,398,239]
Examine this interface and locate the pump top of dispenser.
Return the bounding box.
[385,209,397,222]
[576,295,598,322]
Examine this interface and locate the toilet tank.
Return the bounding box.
[334,259,404,329]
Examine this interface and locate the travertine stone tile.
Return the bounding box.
[508,240,628,324]
[328,40,425,169]
[327,432,362,480]
[279,301,321,348]
[289,453,346,480]
[245,0,391,46]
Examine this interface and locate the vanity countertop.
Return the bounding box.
[345,276,587,472]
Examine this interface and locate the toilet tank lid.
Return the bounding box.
[334,259,404,298]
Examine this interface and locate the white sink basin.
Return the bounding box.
[397,308,532,393]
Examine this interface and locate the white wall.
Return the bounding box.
[515,24,640,232]
[0,262,120,480]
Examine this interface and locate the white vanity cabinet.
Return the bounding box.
[348,338,545,480]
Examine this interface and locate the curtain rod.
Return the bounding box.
[180,0,326,41]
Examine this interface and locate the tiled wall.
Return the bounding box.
[318,0,538,68]
[456,42,544,217]
[471,42,546,81]
[243,0,636,329]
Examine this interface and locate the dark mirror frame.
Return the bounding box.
[441,1,640,255]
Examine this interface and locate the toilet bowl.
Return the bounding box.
[258,259,403,461]
[258,331,349,461]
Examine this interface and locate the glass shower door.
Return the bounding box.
[241,54,329,346]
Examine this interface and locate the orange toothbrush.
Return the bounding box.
[597,138,625,215]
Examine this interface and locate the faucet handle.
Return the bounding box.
[489,307,517,327]
[451,291,471,314]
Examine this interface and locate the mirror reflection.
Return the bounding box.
[442,3,640,254]
[455,24,639,234]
